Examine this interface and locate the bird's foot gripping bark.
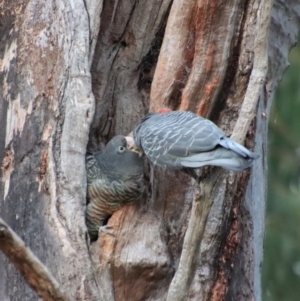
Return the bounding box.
[99,225,114,237]
[86,224,114,242]
[182,168,201,184]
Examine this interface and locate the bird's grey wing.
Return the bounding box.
[139,113,224,167]
[167,118,224,155]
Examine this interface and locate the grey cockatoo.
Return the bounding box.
[86,135,144,241]
[126,110,259,181]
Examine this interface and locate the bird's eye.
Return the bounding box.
[118,146,126,153]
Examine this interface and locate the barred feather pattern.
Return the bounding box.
[86,153,144,240]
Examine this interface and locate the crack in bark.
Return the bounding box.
[231,0,273,143]
[209,0,251,123]
[210,173,250,301]
[166,171,224,301]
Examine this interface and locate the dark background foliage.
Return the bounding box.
[263,40,300,301]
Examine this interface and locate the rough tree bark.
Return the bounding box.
[0,1,299,301]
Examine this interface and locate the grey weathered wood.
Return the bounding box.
[0,0,102,300]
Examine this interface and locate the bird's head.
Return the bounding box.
[100,135,144,180]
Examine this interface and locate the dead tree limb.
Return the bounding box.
[0,218,72,301]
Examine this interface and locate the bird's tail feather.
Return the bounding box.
[180,148,255,171]
[219,137,259,159]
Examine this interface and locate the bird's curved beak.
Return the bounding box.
[125,135,135,149]
[125,136,143,157]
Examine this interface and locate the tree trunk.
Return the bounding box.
[0,1,299,301]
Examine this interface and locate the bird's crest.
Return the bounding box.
[157,107,172,114]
